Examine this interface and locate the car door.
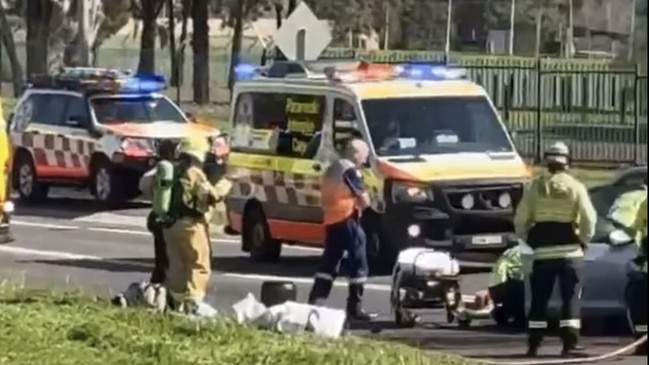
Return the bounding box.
[11,93,68,178]
[59,94,95,178]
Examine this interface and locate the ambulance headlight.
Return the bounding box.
[120,138,155,153]
[3,201,14,213]
[391,182,432,203]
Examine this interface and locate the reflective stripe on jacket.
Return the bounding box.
[514,172,597,261]
[322,159,356,226]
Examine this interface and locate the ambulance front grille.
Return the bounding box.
[443,183,524,212]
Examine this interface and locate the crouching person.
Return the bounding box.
[163,135,224,314]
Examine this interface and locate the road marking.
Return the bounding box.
[0,244,477,301]
[12,221,80,230]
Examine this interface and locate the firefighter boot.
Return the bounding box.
[308,278,333,306]
[634,335,647,356]
[560,328,586,357]
[526,335,542,357]
[346,284,374,321]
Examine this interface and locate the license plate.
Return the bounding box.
[471,235,502,245]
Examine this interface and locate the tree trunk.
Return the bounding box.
[191,0,209,104]
[0,0,23,97]
[227,0,243,95]
[26,0,51,77]
[168,0,178,87]
[137,0,163,75]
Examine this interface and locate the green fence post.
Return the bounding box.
[634,63,641,165]
[534,58,542,163]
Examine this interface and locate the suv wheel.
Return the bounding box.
[91,158,124,205]
[14,153,49,203]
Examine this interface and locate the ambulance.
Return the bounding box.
[9,67,221,205]
[224,60,532,272]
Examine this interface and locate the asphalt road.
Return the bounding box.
[0,189,644,364]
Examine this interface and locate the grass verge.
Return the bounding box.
[0,287,479,365]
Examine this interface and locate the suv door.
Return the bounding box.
[59,94,94,178]
[10,92,68,178]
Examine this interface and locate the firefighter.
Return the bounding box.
[307,138,375,321]
[146,140,177,285]
[513,141,597,357]
[163,135,224,313]
[626,194,647,355]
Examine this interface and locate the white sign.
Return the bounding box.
[273,2,332,61]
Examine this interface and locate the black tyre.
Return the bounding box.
[367,228,399,276]
[243,206,281,262]
[13,152,49,203]
[90,157,125,206]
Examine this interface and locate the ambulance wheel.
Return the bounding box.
[244,206,281,262]
[458,318,472,328]
[90,157,125,206]
[492,307,509,327]
[14,151,49,203]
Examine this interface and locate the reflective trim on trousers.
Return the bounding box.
[348,277,367,284]
[315,273,334,281]
[636,325,648,333]
[534,244,584,261]
[559,319,581,329]
[528,321,548,329]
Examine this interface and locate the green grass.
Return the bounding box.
[0,287,478,365]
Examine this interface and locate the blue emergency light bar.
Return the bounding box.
[234,63,260,81]
[396,63,468,81]
[117,74,168,94]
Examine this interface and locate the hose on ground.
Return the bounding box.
[472,334,647,365]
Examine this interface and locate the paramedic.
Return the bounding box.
[626,194,647,355]
[513,141,597,357]
[163,135,223,313]
[307,138,374,321]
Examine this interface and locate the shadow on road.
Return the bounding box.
[22,254,324,279]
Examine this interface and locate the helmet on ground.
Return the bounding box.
[544,141,570,165]
[177,135,210,163]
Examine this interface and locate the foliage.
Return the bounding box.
[0,288,477,365]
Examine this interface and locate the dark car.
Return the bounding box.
[523,166,647,332]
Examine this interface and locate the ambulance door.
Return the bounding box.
[272,91,327,245]
[332,97,385,214]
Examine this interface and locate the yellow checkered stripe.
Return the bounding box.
[228,167,321,206]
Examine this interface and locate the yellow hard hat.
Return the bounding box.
[544,141,570,165]
[177,135,209,163]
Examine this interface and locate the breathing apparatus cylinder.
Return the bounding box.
[152,160,174,217]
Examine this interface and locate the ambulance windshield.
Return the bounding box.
[362,96,514,156]
[91,95,187,124]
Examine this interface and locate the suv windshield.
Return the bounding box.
[362,96,513,156]
[91,95,187,124]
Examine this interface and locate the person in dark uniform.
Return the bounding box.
[307,138,375,321]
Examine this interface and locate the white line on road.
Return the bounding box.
[12,220,323,252]
[0,245,395,293]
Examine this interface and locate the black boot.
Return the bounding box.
[634,336,647,356]
[560,328,586,357]
[346,284,375,321]
[308,278,333,306]
[526,335,542,357]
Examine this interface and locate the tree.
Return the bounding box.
[0,0,23,96]
[192,0,209,103]
[64,0,105,67]
[133,0,165,74]
[92,0,132,66]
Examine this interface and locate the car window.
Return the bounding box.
[63,95,91,128]
[231,91,325,158]
[19,94,67,128]
[90,96,186,124]
[333,99,362,153]
[615,170,647,188]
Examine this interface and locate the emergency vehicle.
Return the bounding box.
[9,67,220,205]
[224,60,532,272]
